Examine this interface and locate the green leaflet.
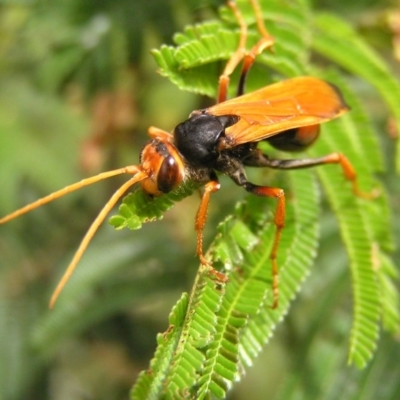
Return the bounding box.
[131,293,190,400]
[109,180,199,231]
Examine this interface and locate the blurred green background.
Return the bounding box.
[0,0,399,399]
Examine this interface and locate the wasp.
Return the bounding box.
[0,0,373,308]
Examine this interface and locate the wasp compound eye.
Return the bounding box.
[157,154,184,193]
[140,139,185,196]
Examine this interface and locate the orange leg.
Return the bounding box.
[218,0,274,103]
[320,153,379,199]
[195,180,220,264]
[237,149,379,308]
[242,183,285,309]
[194,179,228,282]
[243,150,378,199]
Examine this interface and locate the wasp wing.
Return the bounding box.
[203,76,349,145]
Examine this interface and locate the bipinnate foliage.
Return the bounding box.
[109,0,397,398]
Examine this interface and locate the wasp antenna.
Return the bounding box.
[148,126,173,140]
[0,166,141,225]
[49,171,148,308]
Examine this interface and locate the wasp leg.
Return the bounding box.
[218,0,274,103]
[243,181,285,309]
[236,0,274,97]
[243,150,377,199]
[194,175,228,282]
[195,178,220,264]
[218,2,248,103]
[222,160,284,308]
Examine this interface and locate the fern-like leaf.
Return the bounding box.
[129,167,320,398]
[145,0,398,372]
[98,0,398,396]
[308,72,396,367]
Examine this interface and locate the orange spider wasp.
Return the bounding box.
[0,0,373,308]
